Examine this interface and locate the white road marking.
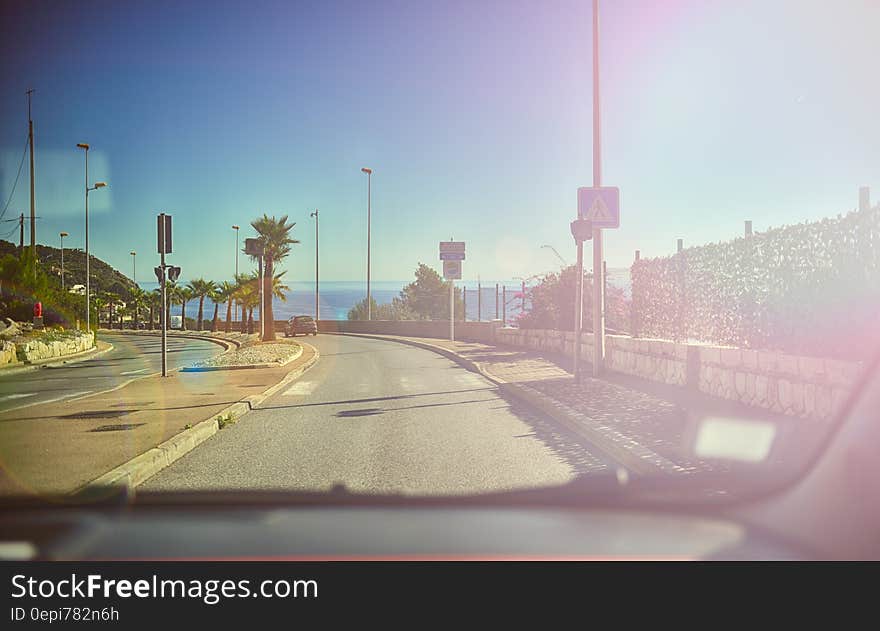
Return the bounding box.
[120,368,149,375]
[283,381,318,396]
[455,372,486,386]
[0,393,37,401]
[39,391,94,405]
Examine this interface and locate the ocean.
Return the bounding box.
[139,270,631,322]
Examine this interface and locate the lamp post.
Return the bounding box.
[310,210,319,321]
[76,143,107,332]
[361,167,372,320]
[231,225,240,278]
[232,224,240,327]
[130,250,136,284]
[59,232,68,291]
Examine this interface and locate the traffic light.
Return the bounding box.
[168,266,181,282]
[154,266,164,282]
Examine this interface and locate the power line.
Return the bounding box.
[0,134,29,222]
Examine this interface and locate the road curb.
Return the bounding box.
[335,332,677,476]
[76,342,320,495]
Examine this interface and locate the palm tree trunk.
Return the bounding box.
[247,308,254,334]
[197,296,205,331]
[262,257,276,341]
[181,300,188,330]
[149,305,155,330]
[240,303,246,333]
[225,299,232,333]
[211,303,219,332]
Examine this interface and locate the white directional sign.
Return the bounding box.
[443,260,462,280]
[577,187,620,228]
[439,241,466,253]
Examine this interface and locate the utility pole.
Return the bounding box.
[361,167,373,320]
[160,214,168,377]
[27,89,36,262]
[590,0,605,378]
[311,209,319,321]
[19,213,24,252]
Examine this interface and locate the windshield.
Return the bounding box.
[0,0,877,510]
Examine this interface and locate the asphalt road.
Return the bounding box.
[144,334,613,496]
[0,333,220,415]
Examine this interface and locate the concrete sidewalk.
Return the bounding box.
[0,342,318,496]
[338,333,792,475]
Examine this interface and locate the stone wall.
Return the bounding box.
[494,327,863,422]
[314,319,499,343]
[1,331,95,366]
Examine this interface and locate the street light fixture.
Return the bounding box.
[361,167,372,320]
[130,250,137,284]
[59,232,69,291]
[541,244,568,267]
[77,143,108,333]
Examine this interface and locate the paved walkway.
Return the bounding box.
[0,342,317,496]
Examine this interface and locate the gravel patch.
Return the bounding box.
[192,342,301,368]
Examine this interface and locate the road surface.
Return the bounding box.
[145,334,613,495]
[0,333,220,414]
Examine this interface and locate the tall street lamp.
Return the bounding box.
[59,232,68,291]
[130,250,137,284]
[361,167,372,320]
[310,210,319,321]
[232,224,240,328]
[76,142,107,332]
[231,224,240,278]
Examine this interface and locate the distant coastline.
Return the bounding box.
[143,270,632,321]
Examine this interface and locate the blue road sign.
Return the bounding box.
[577,186,620,228]
[440,252,465,261]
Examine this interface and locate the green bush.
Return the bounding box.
[518,265,630,333]
[631,206,880,359]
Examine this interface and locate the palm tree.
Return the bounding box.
[92,296,107,328]
[187,278,215,331]
[250,214,299,341]
[102,292,121,329]
[233,273,254,333]
[270,270,290,303]
[178,286,194,330]
[208,286,224,332]
[129,287,147,329]
[164,281,179,329]
[214,281,236,333]
[149,289,162,330]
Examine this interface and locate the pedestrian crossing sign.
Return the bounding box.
[577,186,619,228]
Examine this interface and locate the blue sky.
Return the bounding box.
[1,0,878,284]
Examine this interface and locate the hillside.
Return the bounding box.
[0,240,136,300]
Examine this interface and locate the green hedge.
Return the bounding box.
[631,206,880,359]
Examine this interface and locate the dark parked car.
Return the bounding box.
[286,315,318,337]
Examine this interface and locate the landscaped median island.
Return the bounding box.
[187,340,302,370]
